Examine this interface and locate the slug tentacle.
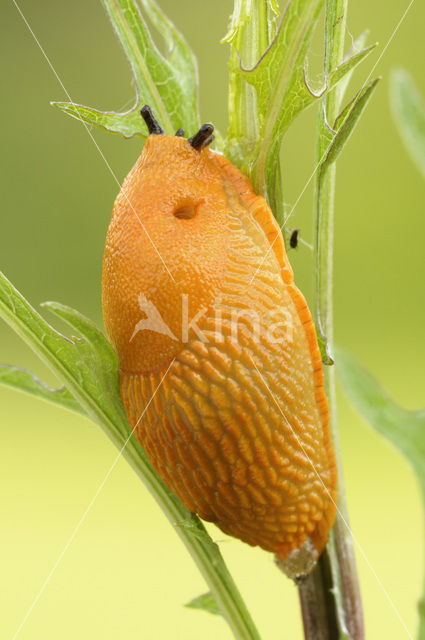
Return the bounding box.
[141,105,165,135]
[189,123,214,150]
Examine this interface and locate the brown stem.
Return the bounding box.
[333,506,365,638]
[298,551,339,640]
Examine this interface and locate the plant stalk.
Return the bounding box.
[298,551,338,640]
[124,439,262,640]
[301,0,365,638]
[226,0,274,176]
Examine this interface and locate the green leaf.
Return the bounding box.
[0,274,129,442]
[222,0,279,46]
[0,271,261,640]
[140,0,198,100]
[0,363,84,415]
[324,77,380,169]
[325,44,377,99]
[51,102,145,139]
[225,0,375,222]
[336,347,425,484]
[314,78,379,365]
[104,0,199,133]
[54,0,199,137]
[336,347,425,640]
[225,0,278,178]
[337,30,370,102]
[229,0,324,201]
[390,68,425,178]
[185,592,221,616]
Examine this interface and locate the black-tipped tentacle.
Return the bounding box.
[140,105,165,135]
[189,124,214,150]
[175,128,185,137]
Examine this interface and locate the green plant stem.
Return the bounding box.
[226,0,270,175]
[301,0,365,639]
[227,1,286,227]
[123,440,262,640]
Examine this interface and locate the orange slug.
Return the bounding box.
[102,106,337,578]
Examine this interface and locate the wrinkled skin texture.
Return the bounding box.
[102,135,337,573]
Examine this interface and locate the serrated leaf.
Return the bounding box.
[54,0,199,137]
[185,592,221,616]
[225,0,279,184]
[0,271,260,640]
[338,30,370,102]
[280,44,376,155]
[314,77,379,369]
[325,44,377,98]
[140,0,198,101]
[102,0,199,134]
[324,77,380,169]
[0,273,128,442]
[225,0,375,219]
[300,42,377,116]
[239,0,324,198]
[222,0,279,46]
[390,68,425,178]
[0,364,84,415]
[51,102,145,139]
[336,347,425,640]
[239,0,323,122]
[41,301,115,365]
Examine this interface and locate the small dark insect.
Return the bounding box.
[290,229,299,249]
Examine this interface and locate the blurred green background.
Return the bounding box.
[1,1,424,639]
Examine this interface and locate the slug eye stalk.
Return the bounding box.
[140,105,214,150]
[140,105,165,135]
[189,123,214,150]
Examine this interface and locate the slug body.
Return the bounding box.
[102,120,337,577]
